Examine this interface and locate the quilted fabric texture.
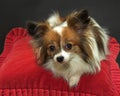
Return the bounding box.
[0,28,120,96]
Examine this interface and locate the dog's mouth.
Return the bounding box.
[54,60,68,65]
[53,60,70,70]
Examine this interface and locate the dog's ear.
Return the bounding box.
[67,9,90,30]
[27,22,49,64]
[27,21,38,36]
[77,9,90,24]
[27,21,49,38]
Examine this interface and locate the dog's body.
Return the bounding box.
[27,10,109,87]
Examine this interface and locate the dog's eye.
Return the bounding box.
[49,45,55,51]
[65,43,72,50]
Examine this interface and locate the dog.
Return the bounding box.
[27,9,109,87]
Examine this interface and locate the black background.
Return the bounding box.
[0,0,120,64]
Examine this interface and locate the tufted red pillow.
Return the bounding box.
[0,28,120,96]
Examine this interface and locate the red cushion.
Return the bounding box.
[0,28,120,96]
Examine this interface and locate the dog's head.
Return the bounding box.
[27,9,108,71]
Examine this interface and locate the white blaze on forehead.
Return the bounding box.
[53,21,67,36]
[53,21,69,62]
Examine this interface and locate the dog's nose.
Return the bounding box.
[56,56,64,63]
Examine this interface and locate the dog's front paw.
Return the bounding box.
[69,75,80,87]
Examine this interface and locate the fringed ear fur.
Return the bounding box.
[67,9,90,30]
[34,46,47,65]
[27,21,49,38]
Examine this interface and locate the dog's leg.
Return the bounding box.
[69,74,81,87]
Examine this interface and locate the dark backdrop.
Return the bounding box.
[0,0,120,64]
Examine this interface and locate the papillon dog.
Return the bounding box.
[27,9,109,87]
